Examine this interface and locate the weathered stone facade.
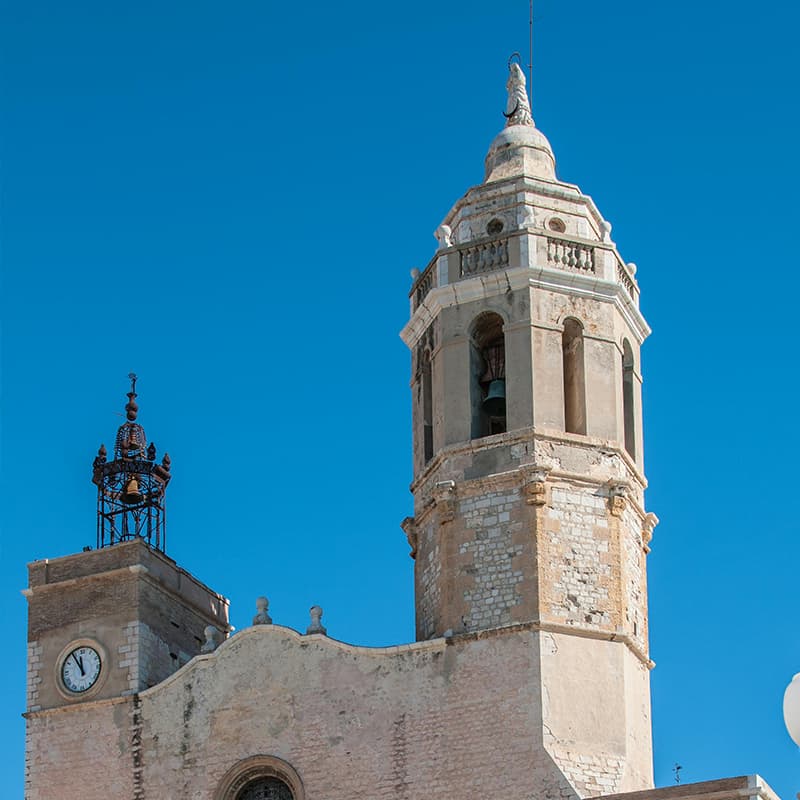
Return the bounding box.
[23,539,229,715]
[26,623,651,799]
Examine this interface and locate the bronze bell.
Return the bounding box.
[483,379,506,416]
[121,476,143,505]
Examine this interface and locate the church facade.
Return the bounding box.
[23,65,781,800]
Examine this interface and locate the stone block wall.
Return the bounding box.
[410,428,649,649]
[542,484,613,628]
[457,486,526,630]
[24,625,653,800]
[24,539,229,710]
[25,697,134,800]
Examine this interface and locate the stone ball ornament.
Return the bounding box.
[784,672,800,746]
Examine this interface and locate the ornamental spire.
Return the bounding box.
[504,60,535,128]
[125,371,139,421]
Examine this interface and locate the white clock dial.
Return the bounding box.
[61,646,102,693]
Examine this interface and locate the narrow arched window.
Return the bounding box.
[562,318,586,435]
[422,349,433,463]
[622,339,636,459]
[470,312,506,439]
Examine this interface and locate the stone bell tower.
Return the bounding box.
[401,62,657,794]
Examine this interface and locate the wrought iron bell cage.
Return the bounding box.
[92,374,172,552]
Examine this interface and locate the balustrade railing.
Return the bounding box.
[411,260,436,311]
[460,238,509,277]
[409,232,639,315]
[616,261,635,298]
[546,237,595,273]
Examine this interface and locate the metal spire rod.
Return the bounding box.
[529,0,533,103]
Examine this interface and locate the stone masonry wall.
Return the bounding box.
[25,698,134,800]
[26,624,650,800]
[415,518,440,640]
[542,483,614,628]
[411,430,649,645]
[25,540,229,710]
[26,641,43,712]
[24,624,653,800]
[458,486,526,630]
[621,500,648,654]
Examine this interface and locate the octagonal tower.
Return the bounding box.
[400,62,656,795]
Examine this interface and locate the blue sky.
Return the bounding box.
[1,1,798,797]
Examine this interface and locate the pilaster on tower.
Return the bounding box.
[400,63,656,795]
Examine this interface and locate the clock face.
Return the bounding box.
[61,646,102,693]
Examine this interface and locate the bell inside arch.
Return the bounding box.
[483,379,506,416]
[121,476,143,505]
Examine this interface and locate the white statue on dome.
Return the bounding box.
[505,62,534,128]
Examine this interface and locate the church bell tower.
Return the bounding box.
[401,62,656,794]
[24,377,229,718]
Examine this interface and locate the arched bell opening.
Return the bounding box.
[622,338,636,459]
[562,317,587,435]
[470,312,507,439]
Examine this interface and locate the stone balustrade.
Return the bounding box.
[411,258,436,311]
[546,236,596,273]
[459,237,509,277]
[409,231,639,311]
[616,261,636,299]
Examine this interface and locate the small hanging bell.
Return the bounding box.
[121,476,143,505]
[483,379,506,416]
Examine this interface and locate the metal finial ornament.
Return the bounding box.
[125,372,139,421]
[92,376,171,552]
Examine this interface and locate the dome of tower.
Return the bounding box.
[484,123,556,182]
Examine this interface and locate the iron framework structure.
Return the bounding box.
[92,375,171,552]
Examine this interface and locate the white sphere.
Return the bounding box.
[784,673,800,746]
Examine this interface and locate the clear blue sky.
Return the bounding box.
[1,1,798,798]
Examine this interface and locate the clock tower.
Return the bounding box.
[23,377,229,722]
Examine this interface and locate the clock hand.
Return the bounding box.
[73,653,85,676]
